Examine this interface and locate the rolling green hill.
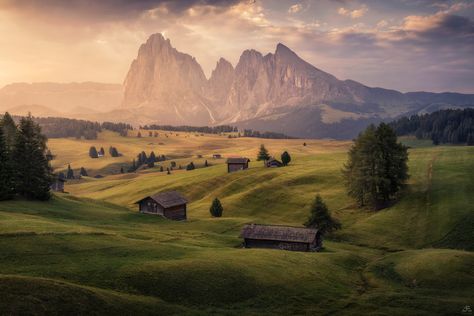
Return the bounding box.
[0,131,472,315]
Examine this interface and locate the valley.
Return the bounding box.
[0,131,472,315]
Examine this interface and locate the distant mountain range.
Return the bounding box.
[1,33,473,138]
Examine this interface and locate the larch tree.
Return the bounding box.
[0,126,14,200]
[304,195,340,235]
[209,198,223,217]
[257,144,270,164]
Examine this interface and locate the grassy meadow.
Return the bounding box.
[0,130,473,315]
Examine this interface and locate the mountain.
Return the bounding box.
[120,34,474,138]
[0,82,122,116]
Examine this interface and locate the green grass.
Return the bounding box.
[0,132,473,315]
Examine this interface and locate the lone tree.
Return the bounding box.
[204,160,209,167]
[304,195,340,234]
[80,167,88,177]
[257,144,270,165]
[281,151,291,166]
[13,115,53,200]
[89,146,98,158]
[66,164,75,179]
[342,123,409,210]
[209,198,223,217]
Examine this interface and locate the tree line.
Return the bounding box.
[243,129,295,139]
[0,113,53,201]
[11,115,133,139]
[389,108,474,145]
[141,124,237,134]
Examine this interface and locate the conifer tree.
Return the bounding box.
[1,112,17,150]
[149,151,156,163]
[304,195,340,234]
[80,167,88,177]
[281,151,291,166]
[89,146,98,158]
[0,127,14,200]
[13,115,52,200]
[66,164,75,179]
[342,123,409,209]
[257,144,270,164]
[204,160,209,167]
[209,198,223,217]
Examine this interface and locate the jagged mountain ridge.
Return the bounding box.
[121,33,474,138]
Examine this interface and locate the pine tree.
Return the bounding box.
[0,126,14,200]
[467,133,474,146]
[89,146,98,158]
[66,164,75,179]
[149,151,156,163]
[281,151,291,166]
[342,123,409,209]
[209,198,223,217]
[80,167,88,177]
[204,160,209,167]
[304,195,340,234]
[13,115,52,200]
[1,112,17,151]
[257,144,270,164]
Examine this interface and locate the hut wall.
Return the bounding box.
[139,198,164,215]
[244,238,309,252]
[228,163,248,173]
[163,204,187,220]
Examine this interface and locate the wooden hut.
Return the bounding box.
[266,158,283,168]
[240,224,321,252]
[135,191,188,220]
[226,157,250,173]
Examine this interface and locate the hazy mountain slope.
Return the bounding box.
[0,82,122,114]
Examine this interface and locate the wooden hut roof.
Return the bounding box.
[226,157,250,164]
[240,224,318,243]
[136,191,187,208]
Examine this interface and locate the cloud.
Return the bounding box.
[288,3,303,14]
[338,5,368,19]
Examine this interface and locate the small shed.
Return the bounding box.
[266,158,283,168]
[240,224,321,252]
[51,175,66,192]
[226,157,250,173]
[135,191,188,221]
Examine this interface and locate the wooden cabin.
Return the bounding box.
[50,175,66,192]
[266,158,283,168]
[240,224,321,252]
[226,157,250,173]
[135,191,187,221]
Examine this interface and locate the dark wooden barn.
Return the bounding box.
[135,191,188,220]
[240,224,321,252]
[266,158,283,168]
[226,157,250,173]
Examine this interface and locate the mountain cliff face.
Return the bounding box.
[121,33,474,138]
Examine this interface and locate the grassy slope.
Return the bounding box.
[0,131,473,315]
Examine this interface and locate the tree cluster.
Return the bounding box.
[243,129,294,139]
[257,145,292,166]
[389,108,474,145]
[0,113,53,200]
[141,124,237,134]
[342,123,409,210]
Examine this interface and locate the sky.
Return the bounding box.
[0,0,473,93]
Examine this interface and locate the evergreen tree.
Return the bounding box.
[167,168,171,175]
[304,195,340,234]
[0,127,14,200]
[204,160,209,167]
[149,151,156,163]
[13,115,52,200]
[257,144,270,164]
[209,198,223,217]
[303,142,307,146]
[109,146,119,157]
[147,160,155,168]
[342,123,409,209]
[170,161,176,168]
[281,151,291,166]
[66,164,75,179]
[186,162,195,170]
[89,146,98,158]
[80,167,88,177]
[0,112,17,150]
[467,133,474,146]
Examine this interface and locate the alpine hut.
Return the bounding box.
[240,224,321,252]
[226,157,250,173]
[135,191,188,220]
